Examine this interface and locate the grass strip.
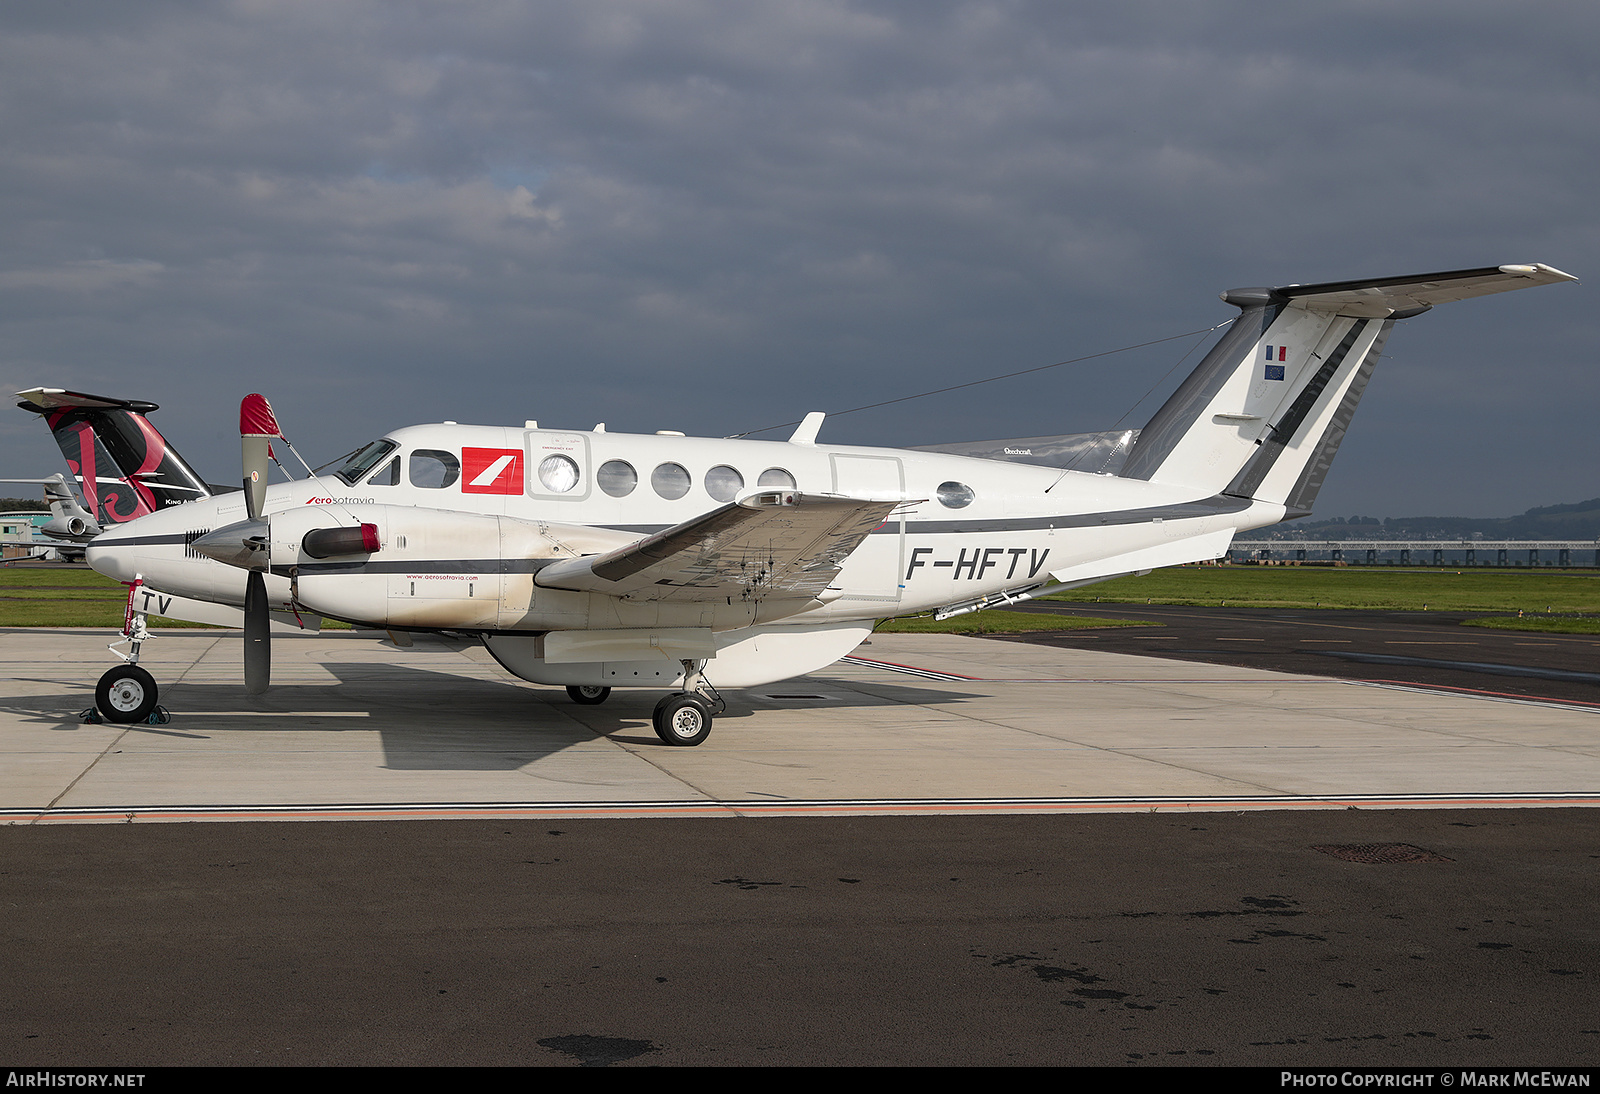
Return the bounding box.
[877,609,1156,635]
[1044,566,1600,613]
[1461,617,1600,635]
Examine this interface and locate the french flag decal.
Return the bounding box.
[1263,344,1286,380]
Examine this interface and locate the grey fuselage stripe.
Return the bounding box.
[872,494,1253,535]
[86,532,192,547]
[280,558,561,577]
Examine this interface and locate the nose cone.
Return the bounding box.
[191,519,271,570]
[84,523,140,582]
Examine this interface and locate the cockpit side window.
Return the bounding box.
[410,449,461,489]
[368,457,400,486]
[332,440,398,486]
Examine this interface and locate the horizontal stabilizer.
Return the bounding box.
[536,491,899,603]
[1228,263,1577,318]
[16,388,160,414]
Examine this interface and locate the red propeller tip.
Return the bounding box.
[240,394,282,438]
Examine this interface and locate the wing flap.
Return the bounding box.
[535,491,899,603]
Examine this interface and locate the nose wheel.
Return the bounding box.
[95,665,159,724]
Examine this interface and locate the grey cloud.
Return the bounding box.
[0,0,1594,518]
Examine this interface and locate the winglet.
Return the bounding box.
[789,411,825,445]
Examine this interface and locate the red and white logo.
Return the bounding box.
[462,448,524,494]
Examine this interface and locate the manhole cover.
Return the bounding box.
[1312,843,1452,864]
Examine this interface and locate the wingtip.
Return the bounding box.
[1502,263,1579,284]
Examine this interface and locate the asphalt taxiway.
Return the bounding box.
[1009,601,1600,706]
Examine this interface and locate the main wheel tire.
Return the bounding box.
[652,692,713,746]
[566,684,612,705]
[96,665,159,724]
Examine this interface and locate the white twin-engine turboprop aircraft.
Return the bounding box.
[33,263,1576,743]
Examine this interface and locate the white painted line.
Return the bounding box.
[176,711,371,718]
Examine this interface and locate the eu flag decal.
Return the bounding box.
[1263,344,1287,379]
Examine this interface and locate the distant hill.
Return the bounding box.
[1238,498,1600,541]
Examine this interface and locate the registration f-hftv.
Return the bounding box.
[24,263,1576,743]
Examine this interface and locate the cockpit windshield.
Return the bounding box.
[327,439,399,486]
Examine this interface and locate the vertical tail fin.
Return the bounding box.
[1119,264,1576,514]
[38,474,99,540]
[14,388,212,527]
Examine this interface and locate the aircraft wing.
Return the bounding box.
[535,491,899,603]
[1275,263,1577,317]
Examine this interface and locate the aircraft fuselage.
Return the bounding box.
[86,422,1279,635]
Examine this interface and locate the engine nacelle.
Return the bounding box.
[44,516,90,539]
[274,504,775,633]
[282,504,638,629]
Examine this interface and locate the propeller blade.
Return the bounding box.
[244,569,270,695]
[240,394,281,522]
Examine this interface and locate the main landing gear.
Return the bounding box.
[650,660,725,747]
[562,662,724,746]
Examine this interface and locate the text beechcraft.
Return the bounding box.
[20,263,1576,743]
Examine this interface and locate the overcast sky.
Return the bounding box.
[1,0,1593,518]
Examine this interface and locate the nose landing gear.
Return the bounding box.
[95,664,159,724]
[91,576,169,725]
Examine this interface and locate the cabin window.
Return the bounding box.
[538,454,581,494]
[332,440,397,486]
[936,481,974,509]
[367,458,399,486]
[597,460,637,498]
[758,468,796,490]
[705,465,744,503]
[410,449,461,489]
[651,462,691,500]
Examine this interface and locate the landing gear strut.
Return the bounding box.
[95,577,164,724]
[651,660,725,746]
